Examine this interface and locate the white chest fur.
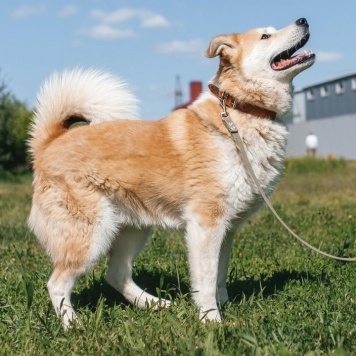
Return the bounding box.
[216,117,288,222]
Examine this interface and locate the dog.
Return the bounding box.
[28,18,315,328]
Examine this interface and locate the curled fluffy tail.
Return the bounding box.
[29,68,139,157]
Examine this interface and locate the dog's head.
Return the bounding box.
[205,18,315,114]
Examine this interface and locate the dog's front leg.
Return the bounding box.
[185,219,226,322]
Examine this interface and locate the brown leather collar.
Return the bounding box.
[208,84,276,120]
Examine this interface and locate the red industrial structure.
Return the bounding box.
[174,77,203,110]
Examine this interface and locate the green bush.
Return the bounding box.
[0,75,32,172]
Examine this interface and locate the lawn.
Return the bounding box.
[0,159,355,355]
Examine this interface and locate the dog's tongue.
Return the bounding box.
[272,51,313,70]
[271,56,298,70]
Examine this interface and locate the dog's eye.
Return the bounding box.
[261,34,271,40]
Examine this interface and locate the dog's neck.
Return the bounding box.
[208,84,276,121]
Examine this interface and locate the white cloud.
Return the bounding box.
[58,5,79,17]
[91,8,136,24]
[79,24,135,40]
[316,51,343,63]
[157,39,206,56]
[80,7,170,41]
[12,5,45,19]
[90,8,170,28]
[139,11,170,28]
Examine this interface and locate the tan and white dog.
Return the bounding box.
[28,18,315,328]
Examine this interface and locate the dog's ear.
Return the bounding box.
[205,35,236,58]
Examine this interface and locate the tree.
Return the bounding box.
[0,74,32,171]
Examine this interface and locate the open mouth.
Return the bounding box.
[271,33,315,71]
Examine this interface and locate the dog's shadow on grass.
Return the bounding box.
[73,268,326,313]
[227,270,321,302]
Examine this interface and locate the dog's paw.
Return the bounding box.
[199,309,222,323]
[156,298,172,309]
[61,310,79,330]
[139,296,172,310]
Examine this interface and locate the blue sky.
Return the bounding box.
[1,0,356,119]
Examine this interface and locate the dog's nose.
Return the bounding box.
[296,18,309,27]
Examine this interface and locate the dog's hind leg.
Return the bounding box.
[31,192,118,329]
[46,223,109,329]
[106,226,170,308]
[47,219,116,329]
[47,266,82,329]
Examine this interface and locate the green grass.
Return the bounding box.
[0,160,355,355]
[284,157,347,174]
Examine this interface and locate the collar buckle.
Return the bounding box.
[208,83,276,120]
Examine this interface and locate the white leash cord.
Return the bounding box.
[220,107,356,262]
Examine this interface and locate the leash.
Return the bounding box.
[219,99,356,262]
